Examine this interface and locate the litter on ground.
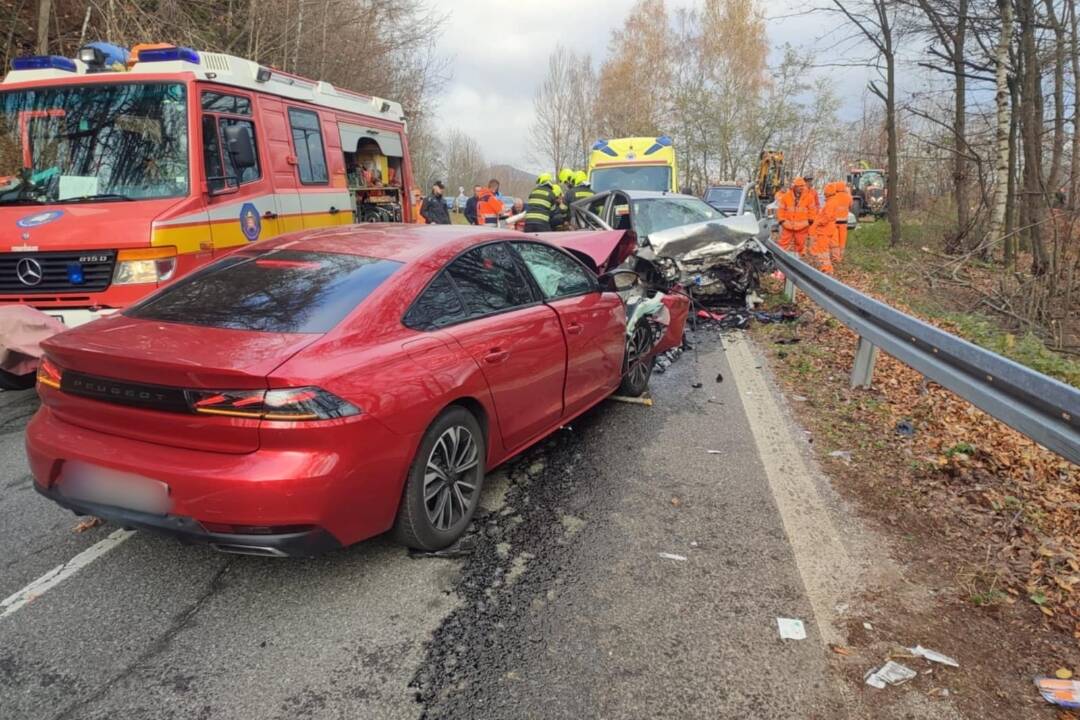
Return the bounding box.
[776,617,806,640]
[658,552,687,562]
[1035,677,1080,709]
[908,645,959,668]
[865,661,917,689]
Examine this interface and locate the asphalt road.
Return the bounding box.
[0,329,849,719]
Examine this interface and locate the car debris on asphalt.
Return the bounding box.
[658,552,688,562]
[608,395,654,406]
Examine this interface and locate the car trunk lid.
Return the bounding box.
[42,315,319,454]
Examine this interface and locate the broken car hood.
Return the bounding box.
[646,214,761,263]
[541,230,637,273]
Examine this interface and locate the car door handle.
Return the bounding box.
[484,349,510,364]
[566,322,584,335]
[262,210,278,219]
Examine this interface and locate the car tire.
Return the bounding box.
[852,199,863,218]
[0,369,35,391]
[392,406,486,551]
[619,323,655,397]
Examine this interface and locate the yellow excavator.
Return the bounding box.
[755,150,784,203]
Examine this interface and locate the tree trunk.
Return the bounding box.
[35,0,51,54]
[1043,0,1066,193]
[952,0,969,250]
[885,48,901,245]
[1005,73,1019,264]
[1018,0,1050,275]
[1069,0,1080,209]
[987,0,1012,259]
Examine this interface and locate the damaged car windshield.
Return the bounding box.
[631,197,724,239]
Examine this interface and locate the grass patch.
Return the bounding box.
[837,220,1080,389]
[933,312,1080,387]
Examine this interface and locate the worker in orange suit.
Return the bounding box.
[833,181,852,263]
[476,178,504,226]
[808,183,845,274]
[776,176,815,254]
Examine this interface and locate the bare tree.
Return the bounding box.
[828,0,905,245]
[35,0,50,53]
[529,45,579,174]
[984,0,1012,254]
[442,129,487,192]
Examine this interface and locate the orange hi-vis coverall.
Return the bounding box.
[833,182,852,262]
[809,186,846,274]
[776,179,816,254]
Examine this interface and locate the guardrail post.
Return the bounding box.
[779,248,798,301]
[850,336,879,389]
[784,275,797,302]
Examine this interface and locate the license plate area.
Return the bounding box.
[60,461,170,514]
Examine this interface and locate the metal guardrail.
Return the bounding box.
[762,237,1080,465]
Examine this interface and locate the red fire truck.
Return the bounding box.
[0,44,414,327]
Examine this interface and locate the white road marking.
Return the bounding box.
[725,336,856,647]
[1,529,135,619]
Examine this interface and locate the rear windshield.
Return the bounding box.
[704,187,742,209]
[127,250,401,333]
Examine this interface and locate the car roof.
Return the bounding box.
[601,190,702,201]
[255,223,508,263]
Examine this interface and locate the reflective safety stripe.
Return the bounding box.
[528,197,552,208]
[525,212,550,221]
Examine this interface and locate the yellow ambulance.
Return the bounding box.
[588,136,678,193]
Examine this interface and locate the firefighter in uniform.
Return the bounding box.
[524,173,560,233]
[566,170,594,206]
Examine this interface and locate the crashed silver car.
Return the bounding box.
[569,190,773,306]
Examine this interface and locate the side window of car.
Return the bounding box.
[513,242,595,299]
[287,108,329,184]
[587,195,607,219]
[445,243,535,317]
[404,273,466,330]
[747,190,762,218]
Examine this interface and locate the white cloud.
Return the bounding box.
[429,0,901,171]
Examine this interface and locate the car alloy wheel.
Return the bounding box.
[619,322,655,397]
[626,325,652,386]
[423,425,480,531]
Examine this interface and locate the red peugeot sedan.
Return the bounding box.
[26,225,685,556]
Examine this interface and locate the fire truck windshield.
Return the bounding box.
[0,82,188,205]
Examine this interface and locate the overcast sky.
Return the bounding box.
[430,0,894,173]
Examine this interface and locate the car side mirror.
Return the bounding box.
[599,269,640,293]
[223,124,257,169]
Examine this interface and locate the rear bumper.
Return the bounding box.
[26,404,416,552]
[34,483,341,556]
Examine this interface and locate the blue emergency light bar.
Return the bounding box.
[592,139,618,157]
[136,46,200,64]
[11,55,77,72]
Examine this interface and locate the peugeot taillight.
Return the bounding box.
[185,387,359,421]
[36,357,62,389]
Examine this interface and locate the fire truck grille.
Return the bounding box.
[0,251,116,294]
